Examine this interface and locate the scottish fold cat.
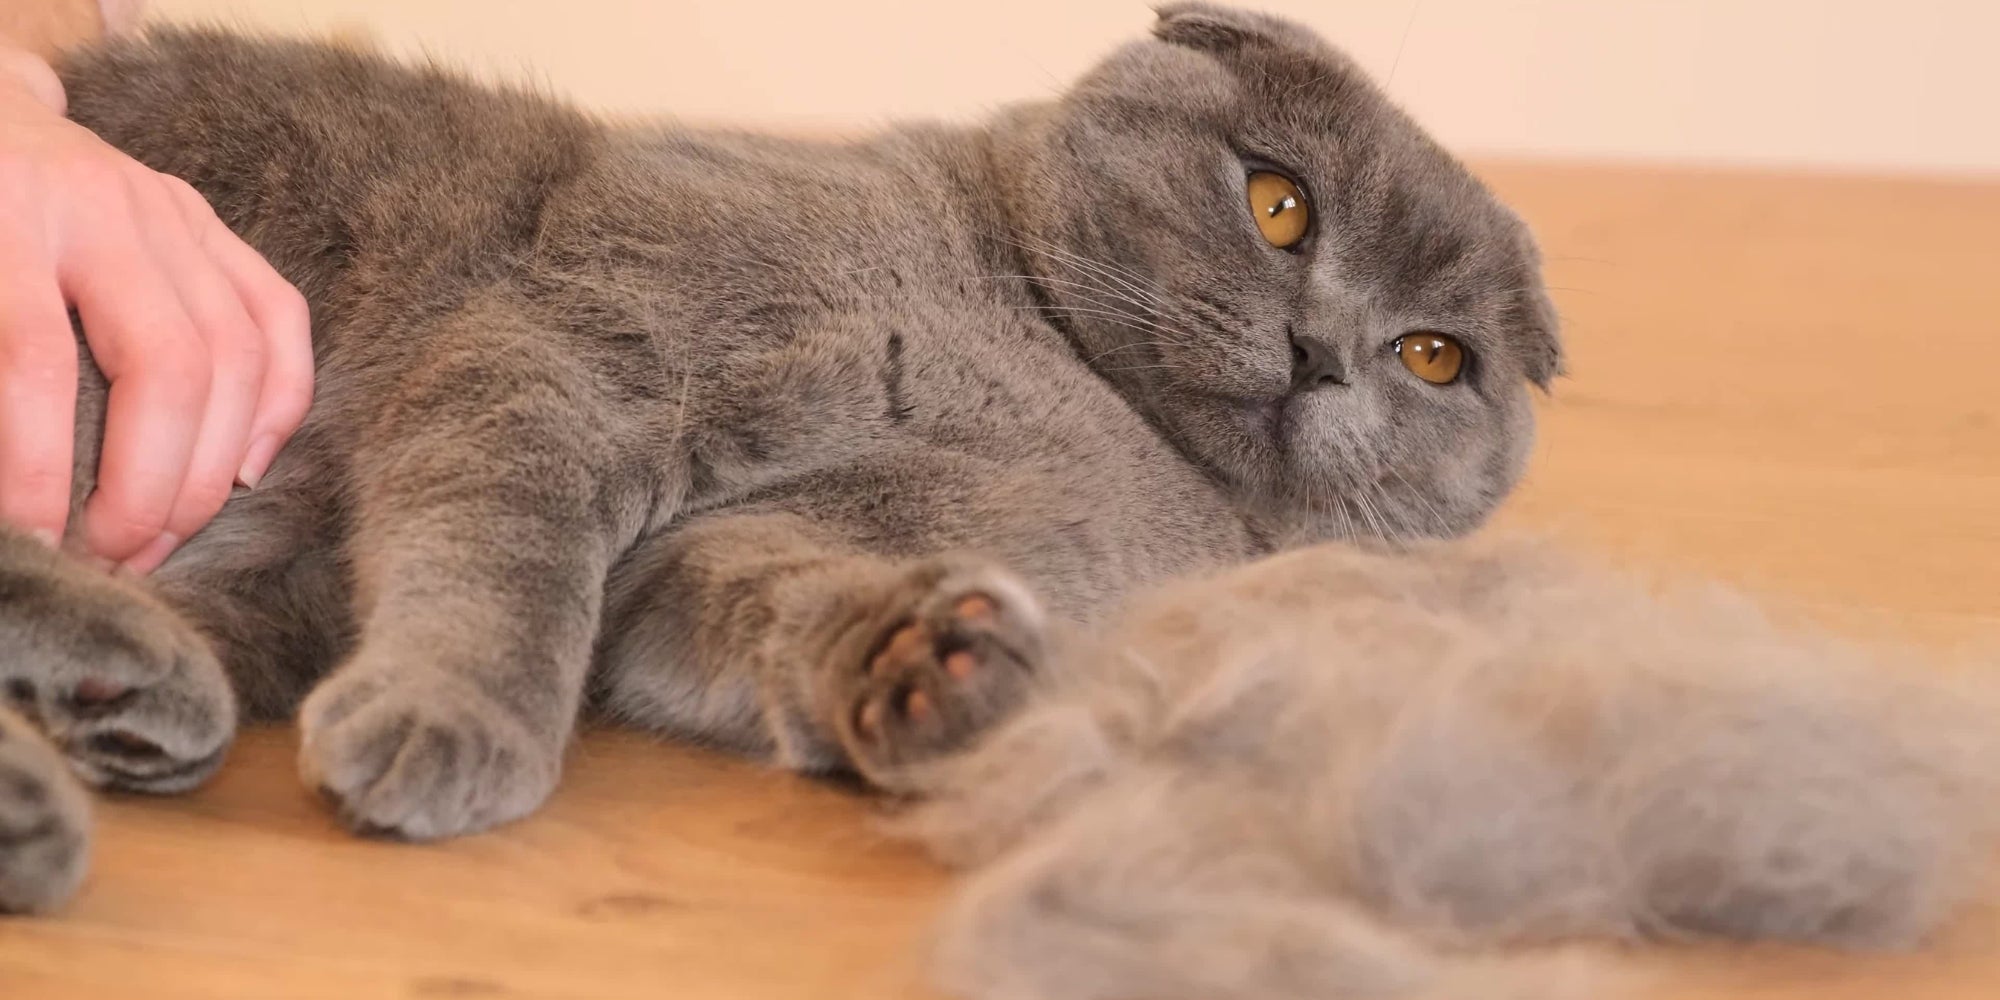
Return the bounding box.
[3,3,1558,913]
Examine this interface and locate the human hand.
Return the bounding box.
[0,42,312,574]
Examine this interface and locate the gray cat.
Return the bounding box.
[0,4,1557,912]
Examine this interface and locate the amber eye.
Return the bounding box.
[1245,171,1309,249]
[1396,334,1467,385]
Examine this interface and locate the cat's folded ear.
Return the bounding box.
[1516,285,1565,390]
[1149,4,1363,97]
[1151,3,1332,58]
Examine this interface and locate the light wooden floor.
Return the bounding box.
[2,163,1997,998]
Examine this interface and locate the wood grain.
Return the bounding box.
[2,163,1997,998]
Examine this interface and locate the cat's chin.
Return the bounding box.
[1156,384,1486,545]
[1247,487,1474,550]
[1164,393,1362,531]
[1159,390,1286,484]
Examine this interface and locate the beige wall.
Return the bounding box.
[148,0,2000,175]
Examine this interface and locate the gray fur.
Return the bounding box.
[0,14,1985,992]
[1,0,1559,908]
[0,703,90,915]
[0,519,227,913]
[897,539,2000,998]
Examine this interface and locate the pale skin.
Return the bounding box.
[0,28,314,574]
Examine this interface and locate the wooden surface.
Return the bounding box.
[2,163,1998,998]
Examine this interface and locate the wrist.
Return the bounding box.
[0,45,66,116]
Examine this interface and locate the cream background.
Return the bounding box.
[146,0,1999,175]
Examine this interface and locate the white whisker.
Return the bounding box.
[1388,469,1447,537]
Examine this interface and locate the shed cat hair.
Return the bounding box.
[899,539,2000,999]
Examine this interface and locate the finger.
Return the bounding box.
[182,184,312,487]
[61,232,212,566]
[130,184,268,570]
[0,253,78,546]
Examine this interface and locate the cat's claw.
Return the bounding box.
[836,559,1045,789]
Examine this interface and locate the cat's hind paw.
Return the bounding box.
[833,558,1045,789]
[0,538,236,795]
[0,706,91,915]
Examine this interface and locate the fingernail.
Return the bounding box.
[116,532,180,578]
[237,433,280,489]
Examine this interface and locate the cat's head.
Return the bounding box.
[997,3,1561,542]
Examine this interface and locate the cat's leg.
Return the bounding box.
[598,508,1049,790]
[147,462,354,721]
[0,341,235,794]
[0,529,236,795]
[295,306,634,840]
[0,702,91,914]
[297,455,617,840]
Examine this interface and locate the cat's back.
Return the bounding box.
[58,27,1246,564]
[58,27,601,305]
[534,121,1249,561]
[64,27,1037,376]
[534,121,1020,330]
[534,121,1127,438]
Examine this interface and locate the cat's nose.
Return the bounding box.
[1289,332,1349,390]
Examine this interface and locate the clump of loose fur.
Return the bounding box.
[897,538,2000,999]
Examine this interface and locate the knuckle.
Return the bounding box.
[78,158,141,204]
[172,478,234,527]
[273,394,314,435]
[249,273,312,338]
[92,497,171,549]
[158,172,204,207]
[160,174,221,232]
[149,349,215,404]
[150,337,205,378]
[266,379,315,434]
[1,151,130,212]
[230,327,269,374]
[273,281,311,330]
[205,311,267,373]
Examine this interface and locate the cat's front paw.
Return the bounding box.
[298,664,561,840]
[830,558,1045,789]
[0,707,92,914]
